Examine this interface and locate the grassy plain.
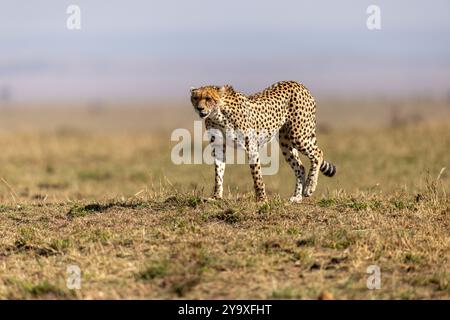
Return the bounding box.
[0,100,448,299]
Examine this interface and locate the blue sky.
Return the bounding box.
[1,0,449,102]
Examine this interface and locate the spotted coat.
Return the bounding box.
[190,81,336,202]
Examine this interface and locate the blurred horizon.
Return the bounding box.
[1,0,450,104]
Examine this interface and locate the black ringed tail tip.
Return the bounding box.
[320,161,336,177]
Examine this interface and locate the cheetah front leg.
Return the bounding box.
[212,140,226,199]
[249,155,267,202]
[247,139,267,202]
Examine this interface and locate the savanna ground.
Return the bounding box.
[0,99,448,299]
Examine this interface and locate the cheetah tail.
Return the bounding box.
[320,160,336,177]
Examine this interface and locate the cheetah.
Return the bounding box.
[190,81,336,202]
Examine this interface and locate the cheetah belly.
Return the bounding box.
[256,129,278,150]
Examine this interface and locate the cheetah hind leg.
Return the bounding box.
[279,136,306,203]
[302,145,323,197]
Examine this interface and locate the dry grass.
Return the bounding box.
[0,105,448,299]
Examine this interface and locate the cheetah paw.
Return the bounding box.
[203,196,221,202]
[289,195,303,203]
[302,185,315,197]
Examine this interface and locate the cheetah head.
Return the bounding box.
[190,86,222,119]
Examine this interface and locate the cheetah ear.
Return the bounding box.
[190,87,197,93]
[220,85,233,94]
